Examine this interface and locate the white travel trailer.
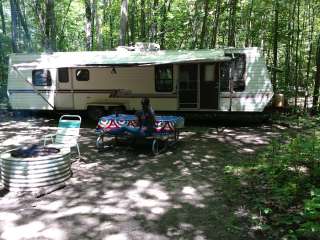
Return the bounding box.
[7,47,273,117]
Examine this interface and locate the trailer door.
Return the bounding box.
[200,63,219,109]
[56,68,74,109]
[178,64,198,109]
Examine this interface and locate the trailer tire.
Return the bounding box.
[87,106,105,121]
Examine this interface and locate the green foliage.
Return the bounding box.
[224,116,320,238]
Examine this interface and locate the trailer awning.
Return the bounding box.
[11,49,231,69]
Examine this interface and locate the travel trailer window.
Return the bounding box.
[220,53,246,92]
[32,69,52,86]
[155,65,173,92]
[76,69,89,81]
[58,68,69,82]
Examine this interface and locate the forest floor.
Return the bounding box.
[0,113,289,240]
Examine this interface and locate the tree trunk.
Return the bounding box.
[0,0,6,35]
[211,0,221,48]
[159,0,170,49]
[284,1,295,94]
[119,0,128,46]
[305,4,315,111]
[45,0,56,51]
[109,0,113,48]
[84,0,92,50]
[191,0,200,49]
[272,0,279,92]
[129,0,136,44]
[140,0,146,41]
[14,0,31,49]
[228,0,237,47]
[0,0,4,83]
[151,0,159,42]
[91,0,97,49]
[245,0,253,47]
[57,0,72,50]
[96,4,103,50]
[9,0,19,52]
[294,0,300,111]
[312,35,320,113]
[199,0,209,49]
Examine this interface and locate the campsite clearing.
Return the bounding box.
[0,114,283,240]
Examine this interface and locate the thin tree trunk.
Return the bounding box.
[0,0,3,83]
[152,0,159,42]
[109,0,113,48]
[312,35,320,113]
[9,0,19,52]
[191,0,200,49]
[14,0,31,49]
[84,0,92,50]
[305,5,315,111]
[45,0,56,51]
[0,0,6,35]
[199,0,209,49]
[96,5,103,50]
[140,0,146,41]
[159,0,170,49]
[57,0,72,50]
[129,0,136,44]
[211,0,221,48]
[284,1,295,94]
[272,0,279,92]
[91,0,97,49]
[294,0,300,111]
[245,0,253,47]
[119,0,128,46]
[228,0,237,47]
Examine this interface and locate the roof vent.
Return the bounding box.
[116,42,160,52]
[134,42,160,52]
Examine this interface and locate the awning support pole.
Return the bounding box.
[12,66,55,110]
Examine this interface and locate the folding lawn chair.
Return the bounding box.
[43,115,82,158]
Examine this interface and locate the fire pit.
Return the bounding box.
[0,145,71,191]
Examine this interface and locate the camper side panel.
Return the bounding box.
[65,66,177,111]
[7,54,56,110]
[219,48,273,112]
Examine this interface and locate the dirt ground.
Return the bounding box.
[0,114,283,240]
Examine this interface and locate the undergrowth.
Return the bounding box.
[224,116,320,239]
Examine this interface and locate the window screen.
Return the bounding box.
[155,65,173,92]
[58,68,69,82]
[32,69,52,86]
[76,69,89,81]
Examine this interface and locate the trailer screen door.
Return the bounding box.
[178,64,198,109]
[200,63,219,109]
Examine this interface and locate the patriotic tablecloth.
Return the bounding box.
[96,114,184,134]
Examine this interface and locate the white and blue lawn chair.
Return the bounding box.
[44,115,82,159]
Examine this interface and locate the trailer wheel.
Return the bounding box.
[87,106,105,121]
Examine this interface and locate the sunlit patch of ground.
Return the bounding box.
[0,115,284,240]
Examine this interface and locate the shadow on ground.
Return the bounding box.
[0,114,284,240]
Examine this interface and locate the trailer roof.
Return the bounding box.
[11,49,231,69]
